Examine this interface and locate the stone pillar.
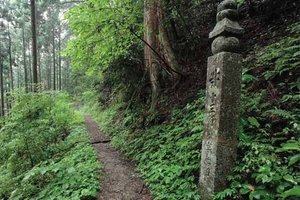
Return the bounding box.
[199,0,244,199]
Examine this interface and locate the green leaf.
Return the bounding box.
[283,175,297,185]
[240,187,250,195]
[289,154,300,166]
[231,181,242,188]
[243,74,257,83]
[282,186,300,199]
[281,141,300,151]
[247,117,260,128]
[67,167,76,174]
[23,171,35,181]
[249,191,261,200]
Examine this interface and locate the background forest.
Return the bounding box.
[0,0,299,199]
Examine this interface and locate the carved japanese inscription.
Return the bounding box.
[199,0,244,199]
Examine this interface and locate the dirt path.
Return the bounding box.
[84,115,152,200]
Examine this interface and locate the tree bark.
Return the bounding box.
[58,24,62,91]
[22,27,28,92]
[28,47,33,92]
[36,7,42,85]
[157,1,180,80]
[47,56,51,90]
[144,0,181,110]
[144,0,160,111]
[8,25,14,91]
[38,49,41,83]
[17,64,20,88]
[0,40,4,116]
[30,0,38,91]
[52,28,56,90]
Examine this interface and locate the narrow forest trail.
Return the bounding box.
[84,115,152,200]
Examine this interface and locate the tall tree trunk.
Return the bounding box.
[0,41,4,116]
[144,0,181,110]
[8,25,14,91]
[144,0,160,111]
[58,25,62,91]
[52,28,56,90]
[38,49,41,83]
[17,64,20,88]
[47,57,50,90]
[28,47,33,92]
[22,27,28,92]
[157,0,180,80]
[30,0,38,91]
[37,8,42,86]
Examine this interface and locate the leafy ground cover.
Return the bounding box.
[214,22,300,200]
[0,92,100,200]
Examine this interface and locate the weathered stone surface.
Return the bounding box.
[209,18,244,39]
[211,36,240,54]
[200,1,243,198]
[200,52,242,200]
[217,9,238,22]
[217,0,237,12]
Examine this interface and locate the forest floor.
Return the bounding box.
[84,115,152,200]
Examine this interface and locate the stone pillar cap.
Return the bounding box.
[209,18,244,39]
[217,0,237,12]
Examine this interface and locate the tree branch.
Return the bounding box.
[129,28,184,77]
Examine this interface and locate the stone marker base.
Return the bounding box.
[199,52,242,200]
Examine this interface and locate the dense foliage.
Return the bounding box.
[214,22,300,200]
[80,21,300,200]
[1,0,299,199]
[64,0,143,73]
[0,92,100,200]
[225,21,300,199]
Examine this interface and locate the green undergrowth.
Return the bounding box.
[214,22,300,200]
[82,22,300,200]
[82,91,205,200]
[0,92,100,200]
